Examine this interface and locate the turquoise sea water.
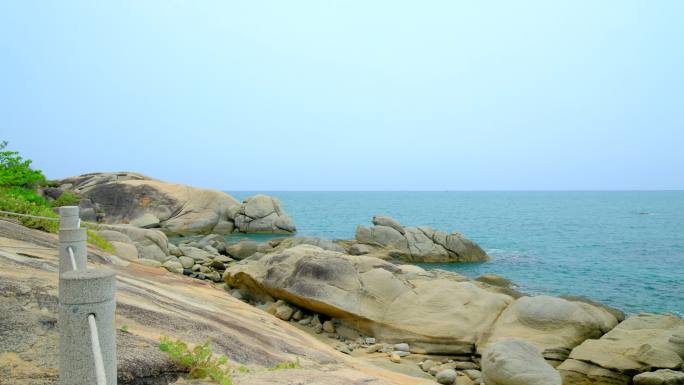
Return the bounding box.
[228,191,684,316]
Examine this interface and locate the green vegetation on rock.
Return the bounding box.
[50,191,81,207]
[159,336,233,385]
[0,187,59,232]
[0,140,112,251]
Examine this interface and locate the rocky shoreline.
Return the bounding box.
[7,172,684,384]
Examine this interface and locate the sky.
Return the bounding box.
[1,1,683,191]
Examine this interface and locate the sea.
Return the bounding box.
[226,191,684,316]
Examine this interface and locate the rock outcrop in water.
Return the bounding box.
[350,216,489,263]
[55,172,296,235]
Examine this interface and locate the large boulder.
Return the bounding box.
[481,340,562,385]
[97,224,169,261]
[354,216,488,263]
[97,229,140,261]
[270,236,346,254]
[559,313,684,385]
[477,295,619,363]
[224,244,512,354]
[59,172,296,236]
[232,194,296,234]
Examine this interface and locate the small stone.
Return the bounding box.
[230,290,243,300]
[366,344,382,353]
[436,369,457,385]
[336,345,351,355]
[311,314,321,328]
[322,320,335,333]
[394,343,410,352]
[298,318,311,326]
[463,370,482,381]
[314,324,323,334]
[208,272,222,282]
[161,260,183,274]
[178,256,194,269]
[390,354,401,363]
[292,310,303,321]
[394,351,410,357]
[365,337,376,345]
[420,359,436,372]
[209,260,225,270]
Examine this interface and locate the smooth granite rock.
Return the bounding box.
[224,244,512,354]
[481,340,562,385]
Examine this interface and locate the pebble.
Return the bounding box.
[365,337,376,345]
[366,344,382,353]
[390,354,401,363]
[394,343,410,352]
[322,320,335,333]
[436,369,456,385]
[419,359,436,372]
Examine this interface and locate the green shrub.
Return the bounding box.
[159,336,233,385]
[0,141,45,188]
[51,191,81,207]
[270,358,301,370]
[40,179,61,188]
[87,229,114,252]
[0,187,58,232]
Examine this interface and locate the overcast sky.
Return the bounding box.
[1,1,682,190]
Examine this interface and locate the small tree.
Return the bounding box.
[0,141,45,188]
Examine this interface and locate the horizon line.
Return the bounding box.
[223,189,684,193]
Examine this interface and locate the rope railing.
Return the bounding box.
[0,209,60,221]
[57,206,116,385]
[67,246,78,271]
[0,208,98,228]
[87,314,108,385]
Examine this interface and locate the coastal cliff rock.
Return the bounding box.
[559,313,684,385]
[224,244,513,354]
[352,216,488,263]
[477,295,619,364]
[58,172,296,236]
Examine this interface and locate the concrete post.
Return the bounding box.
[58,206,87,274]
[59,206,81,229]
[59,268,117,385]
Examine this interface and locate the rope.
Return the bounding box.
[0,209,100,228]
[87,314,107,385]
[0,210,59,221]
[67,246,78,271]
[0,244,56,250]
